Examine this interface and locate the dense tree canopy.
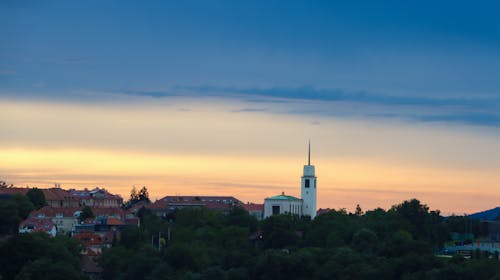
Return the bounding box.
[96,199,500,280]
[128,186,151,206]
[26,188,46,210]
[0,194,34,235]
[1,198,500,279]
[0,232,87,280]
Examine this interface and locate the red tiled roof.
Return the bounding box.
[243,203,264,212]
[0,187,29,196]
[30,206,81,218]
[146,200,169,210]
[41,188,70,200]
[19,217,55,232]
[160,195,242,204]
[31,206,125,220]
[204,202,233,210]
[0,187,71,201]
[106,217,124,226]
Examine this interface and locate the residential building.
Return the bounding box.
[19,217,57,237]
[243,203,264,220]
[147,195,242,217]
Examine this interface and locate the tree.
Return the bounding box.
[138,186,150,202]
[15,258,87,280]
[79,206,94,223]
[0,194,34,235]
[0,233,85,279]
[11,194,35,220]
[130,186,138,201]
[26,188,46,209]
[129,186,150,205]
[354,204,363,216]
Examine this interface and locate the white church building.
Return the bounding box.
[263,143,317,219]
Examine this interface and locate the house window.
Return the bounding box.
[272,205,280,215]
[305,179,310,188]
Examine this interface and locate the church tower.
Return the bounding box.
[301,141,317,219]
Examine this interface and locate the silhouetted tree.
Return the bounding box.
[26,188,46,209]
[79,206,94,223]
[129,186,150,205]
[138,186,150,202]
[0,194,34,235]
[354,204,363,216]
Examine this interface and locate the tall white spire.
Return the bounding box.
[301,140,317,219]
[308,140,311,166]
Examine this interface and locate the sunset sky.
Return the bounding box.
[1,1,499,214]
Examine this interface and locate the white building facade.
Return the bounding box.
[263,143,317,219]
[263,193,302,219]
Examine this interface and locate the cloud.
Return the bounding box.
[417,113,500,127]
[61,58,89,64]
[187,85,499,108]
[3,85,498,127]
[121,90,175,98]
[181,85,500,127]
[245,98,291,104]
[0,70,17,75]
[232,108,267,113]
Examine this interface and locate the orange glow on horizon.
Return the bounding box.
[2,147,499,215]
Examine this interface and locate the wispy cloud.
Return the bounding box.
[180,85,500,127]
[0,70,17,75]
[61,58,89,64]
[232,108,267,113]
[184,85,499,108]
[121,90,175,98]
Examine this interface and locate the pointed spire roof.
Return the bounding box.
[308,140,311,166]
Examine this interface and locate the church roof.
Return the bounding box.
[265,193,301,201]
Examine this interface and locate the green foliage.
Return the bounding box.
[0,232,85,280]
[3,198,500,279]
[0,194,34,235]
[15,258,86,280]
[10,195,35,220]
[25,188,46,210]
[94,199,500,279]
[78,205,94,223]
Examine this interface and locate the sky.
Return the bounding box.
[1,1,499,214]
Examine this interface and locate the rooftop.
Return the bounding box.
[265,192,301,201]
[243,203,264,212]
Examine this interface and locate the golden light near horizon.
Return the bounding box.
[1,98,499,214]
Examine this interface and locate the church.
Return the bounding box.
[263,143,317,219]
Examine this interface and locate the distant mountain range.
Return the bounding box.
[468,207,500,220]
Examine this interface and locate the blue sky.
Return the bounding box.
[2,1,500,126]
[1,1,500,212]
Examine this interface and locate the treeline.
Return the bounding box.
[0,233,87,280]
[1,198,500,279]
[0,188,46,235]
[98,199,500,280]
